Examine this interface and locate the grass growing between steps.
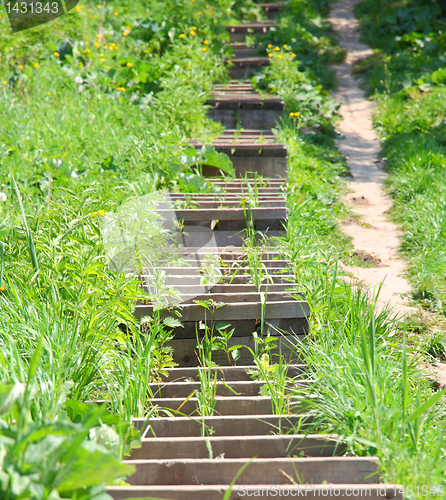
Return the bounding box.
[249,0,446,495]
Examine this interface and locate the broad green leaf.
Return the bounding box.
[0,382,26,417]
[57,441,134,492]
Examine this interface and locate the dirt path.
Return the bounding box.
[329,0,415,316]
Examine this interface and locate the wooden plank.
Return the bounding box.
[166,317,309,339]
[133,413,311,436]
[131,434,346,460]
[163,207,287,221]
[167,335,305,366]
[107,484,403,500]
[125,457,380,485]
[148,396,274,416]
[135,298,310,322]
[147,380,267,398]
[159,363,307,382]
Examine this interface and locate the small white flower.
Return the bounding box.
[0,192,7,202]
[75,76,83,84]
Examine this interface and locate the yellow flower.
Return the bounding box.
[275,47,280,51]
[47,92,51,95]
[98,209,106,217]
[0,286,5,292]
[96,33,103,38]
[278,54,283,59]
[34,62,39,68]
[100,58,105,62]
[100,53,104,56]
[126,26,131,30]
[179,34,186,38]
[268,53,273,58]
[2,81,7,85]
[126,62,132,67]
[117,87,125,91]
[92,212,97,217]
[95,43,100,48]
[75,5,80,11]
[54,52,60,57]
[123,32,128,36]
[291,53,296,57]
[18,65,24,69]
[283,44,288,48]
[202,47,207,52]
[97,4,101,8]
[190,30,196,36]
[192,26,197,30]
[267,44,272,48]
[114,12,118,16]
[203,40,209,45]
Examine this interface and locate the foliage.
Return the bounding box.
[353,0,446,315]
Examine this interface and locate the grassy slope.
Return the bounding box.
[1,0,446,496]
[354,0,446,318]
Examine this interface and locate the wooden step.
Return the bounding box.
[107,484,403,500]
[230,44,260,58]
[147,380,267,398]
[227,57,270,79]
[260,2,285,19]
[149,396,275,416]
[191,138,287,177]
[225,23,279,43]
[133,413,311,436]
[130,434,346,459]
[206,91,284,130]
[167,334,304,367]
[124,456,380,485]
[159,364,307,382]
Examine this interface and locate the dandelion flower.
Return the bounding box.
[97,4,101,8]
[18,64,24,69]
[2,81,6,85]
[101,58,105,62]
[126,26,131,30]
[117,87,125,91]
[0,287,5,292]
[123,32,128,36]
[75,5,80,11]
[98,209,106,216]
[34,62,39,68]
[267,44,272,48]
[114,12,118,16]
[54,52,60,57]
[126,62,132,67]
[278,54,283,59]
[202,47,207,52]
[179,34,186,38]
[275,47,280,51]
[291,53,296,57]
[204,40,209,45]
[268,53,273,58]
[47,92,51,95]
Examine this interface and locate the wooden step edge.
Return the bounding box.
[107,484,403,500]
[132,413,312,433]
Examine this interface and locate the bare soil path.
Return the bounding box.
[329,0,415,316]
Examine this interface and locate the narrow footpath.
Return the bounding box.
[329,0,415,316]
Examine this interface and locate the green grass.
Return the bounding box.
[354,0,446,315]
[2,0,446,497]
